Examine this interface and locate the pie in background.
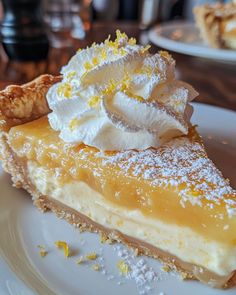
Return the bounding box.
[194,2,236,50]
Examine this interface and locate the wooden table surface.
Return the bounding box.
[0,22,235,111]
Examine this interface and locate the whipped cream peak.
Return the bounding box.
[47,30,198,151]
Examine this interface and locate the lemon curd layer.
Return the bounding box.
[8,116,236,246]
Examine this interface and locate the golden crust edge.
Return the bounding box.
[0,74,61,131]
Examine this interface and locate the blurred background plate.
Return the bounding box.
[149,21,236,62]
[0,103,236,295]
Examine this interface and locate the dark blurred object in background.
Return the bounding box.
[118,0,139,20]
[93,0,119,21]
[0,0,49,61]
[160,0,185,21]
[0,0,228,60]
[93,0,139,21]
[92,0,190,29]
[92,0,227,24]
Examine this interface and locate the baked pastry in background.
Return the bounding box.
[1,31,236,289]
[194,2,236,49]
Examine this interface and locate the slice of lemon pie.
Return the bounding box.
[1,31,236,288]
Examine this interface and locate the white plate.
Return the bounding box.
[0,103,236,295]
[148,21,236,62]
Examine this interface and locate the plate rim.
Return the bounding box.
[148,21,236,62]
[192,102,236,115]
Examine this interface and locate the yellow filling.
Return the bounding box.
[8,116,236,245]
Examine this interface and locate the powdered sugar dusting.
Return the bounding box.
[96,135,236,218]
[113,245,157,294]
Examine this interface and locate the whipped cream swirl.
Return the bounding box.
[47,31,198,151]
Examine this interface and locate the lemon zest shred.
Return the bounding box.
[55,241,70,258]
[116,29,127,41]
[105,34,115,47]
[117,260,130,276]
[189,190,200,197]
[170,99,183,108]
[120,82,128,92]
[103,31,136,52]
[140,65,153,78]
[125,91,144,102]
[105,40,113,47]
[37,245,45,249]
[88,95,100,108]
[120,78,129,92]
[69,118,80,130]
[128,37,136,45]
[120,71,131,92]
[99,233,114,244]
[106,34,111,42]
[57,83,72,98]
[102,79,118,95]
[92,57,99,66]
[133,95,144,102]
[100,48,107,60]
[159,50,172,60]
[81,71,88,81]
[99,233,107,244]
[37,245,47,258]
[162,264,171,273]
[119,47,126,56]
[84,61,93,70]
[39,250,47,257]
[110,79,118,89]
[140,44,151,54]
[86,252,97,260]
[113,47,119,55]
[66,71,76,80]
